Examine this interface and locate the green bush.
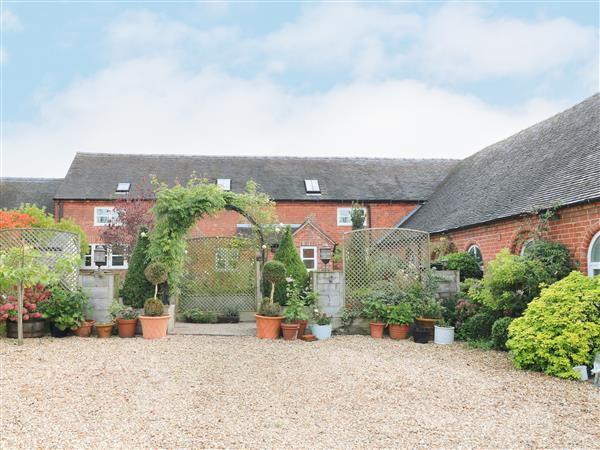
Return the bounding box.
[523,239,572,280]
[183,309,217,323]
[456,310,497,341]
[39,287,89,331]
[491,317,513,351]
[470,250,552,316]
[507,271,600,379]
[143,298,164,317]
[446,252,483,281]
[121,227,154,308]
[272,226,308,304]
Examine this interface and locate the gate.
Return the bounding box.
[179,236,258,314]
[342,228,430,311]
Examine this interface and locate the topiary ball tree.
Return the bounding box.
[121,227,154,308]
[144,297,165,317]
[145,262,169,300]
[263,260,286,303]
[272,226,308,304]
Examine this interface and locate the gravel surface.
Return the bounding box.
[1,335,599,449]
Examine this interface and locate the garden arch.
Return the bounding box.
[147,181,275,314]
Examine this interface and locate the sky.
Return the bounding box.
[1,1,598,178]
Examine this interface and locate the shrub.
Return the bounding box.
[523,239,572,280]
[272,226,308,304]
[144,262,169,286]
[507,272,600,379]
[143,298,165,317]
[217,307,240,323]
[491,317,513,351]
[471,250,552,316]
[258,297,281,317]
[362,298,387,322]
[263,260,286,303]
[283,298,308,323]
[39,287,89,331]
[456,310,497,341]
[445,252,483,281]
[183,309,217,323]
[386,303,415,326]
[0,283,50,322]
[121,227,154,308]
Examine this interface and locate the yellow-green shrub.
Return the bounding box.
[506,271,600,379]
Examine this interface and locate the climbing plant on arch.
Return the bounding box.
[147,177,276,291]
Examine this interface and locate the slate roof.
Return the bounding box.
[54,154,458,202]
[402,94,600,233]
[0,178,63,214]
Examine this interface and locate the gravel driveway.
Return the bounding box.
[1,335,598,449]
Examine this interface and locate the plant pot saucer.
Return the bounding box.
[300,334,316,341]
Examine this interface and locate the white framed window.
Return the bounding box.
[520,238,535,256]
[215,247,239,272]
[82,244,128,269]
[468,244,483,271]
[588,231,600,277]
[217,179,231,191]
[94,207,117,226]
[300,246,318,271]
[337,207,367,226]
[304,179,320,194]
[116,182,131,193]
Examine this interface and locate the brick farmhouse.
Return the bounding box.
[1,94,598,276]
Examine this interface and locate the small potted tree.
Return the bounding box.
[362,299,387,339]
[310,308,332,340]
[110,299,139,338]
[256,261,285,339]
[386,303,414,340]
[139,262,170,339]
[281,298,307,341]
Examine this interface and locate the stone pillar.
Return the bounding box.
[80,270,114,323]
[313,271,344,329]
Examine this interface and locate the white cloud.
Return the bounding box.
[1,9,23,32]
[2,57,567,178]
[417,3,598,80]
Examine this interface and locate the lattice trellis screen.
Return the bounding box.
[0,228,80,290]
[180,236,257,313]
[342,228,430,311]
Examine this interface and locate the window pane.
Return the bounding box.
[594,269,600,277]
[303,248,315,258]
[304,259,315,269]
[111,255,125,267]
[591,237,600,262]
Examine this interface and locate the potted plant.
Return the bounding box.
[362,299,387,339]
[434,318,455,345]
[73,318,95,337]
[414,299,445,342]
[386,303,414,340]
[256,261,285,339]
[139,262,171,339]
[281,298,307,341]
[95,322,113,338]
[110,299,139,338]
[286,278,311,337]
[39,286,88,338]
[1,284,50,338]
[310,309,332,340]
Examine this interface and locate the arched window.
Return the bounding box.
[468,244,483,271]
[588,231,600,277]
[520,238,534,256]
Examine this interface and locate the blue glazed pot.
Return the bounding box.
[311,324,332,341]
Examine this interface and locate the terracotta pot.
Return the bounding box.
[389,323,410,340]
[370,322,385,339]
[295,319,308,337]
[139,315,170,339]
[95,324,113,338]
[116,318,137,338]
[281,322,300,341]
[73,321,93,337]
[415,317,437,342]
[6,319,46,338]
[255,314,283,339]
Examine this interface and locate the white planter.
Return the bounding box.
[573,365,588,381]
[311,324,332,341]
[434,325,455,345]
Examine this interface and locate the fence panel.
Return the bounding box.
[342,228,430,311]
[179,236,257,313]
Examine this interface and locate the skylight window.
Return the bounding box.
[116,182,131,193]
[217,179,231,191]
[304,179,320,194]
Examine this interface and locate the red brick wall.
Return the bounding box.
[431,201,600,274]
[57,199,418,247]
